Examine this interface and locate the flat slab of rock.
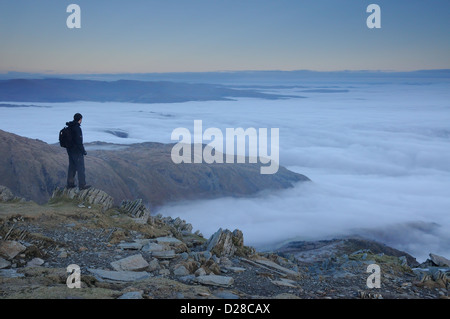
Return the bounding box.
[226,267,246,273]
[88,268,150,282]
[252,258,300,278]
[0,257,11,269]
[214,291,240,299]
[156,237,183,245]
[155,237,187,253]
[26,258,45,267]
[0,269,25,278]
[270,278,298,288]
[195,274,234,287]
[118,291,143,299]
[111,254,149,271]
[0,240,26,260]
[118,242,143,250]
[152,250,176,259]
[142,243,165,252]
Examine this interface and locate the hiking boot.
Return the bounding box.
[79,185,92,190]
[66,184,76,189]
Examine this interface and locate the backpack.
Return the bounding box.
[59,125,73,148]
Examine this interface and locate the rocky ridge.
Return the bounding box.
[0,186,448,299]
[0,129,308,208]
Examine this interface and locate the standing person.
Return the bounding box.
[66,113,91,190]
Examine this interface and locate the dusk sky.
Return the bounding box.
[0,0,449,73]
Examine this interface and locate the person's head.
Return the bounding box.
[74,113,83,124]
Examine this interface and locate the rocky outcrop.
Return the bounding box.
[0,185,25,202]
[119,199,151,224]
[428,253,450,267]
[205,228,252,257]
[275,238,420,267]
[119,199,148,218]
[0,186,15,202]
[51,187,114,212]
[158,216,194,235]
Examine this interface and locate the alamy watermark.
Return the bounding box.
[366,264,381,289]
[66,4,81,29]
[65,4,381,30]
[170,120,279,174]
[366,4,381,29]
[66,264,81,288]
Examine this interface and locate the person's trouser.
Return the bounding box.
[67,150,86,187]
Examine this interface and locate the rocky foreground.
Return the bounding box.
[0,186,448,299]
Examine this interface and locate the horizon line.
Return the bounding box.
[1,68,450,77]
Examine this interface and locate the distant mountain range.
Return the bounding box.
[0,129,309,208]
[1,69,449,84]
[0,78,299,103]
[1,70,447,103]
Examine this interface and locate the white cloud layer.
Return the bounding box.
[1,80,449,261]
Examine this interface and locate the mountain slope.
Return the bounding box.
[0,130,309,208]
[0,130,132,206]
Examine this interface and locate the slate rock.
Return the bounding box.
[142,243,165,252]
[156,237,187,253]
[195,274,234,287]
[118,291,143,299]
[0,185,15,202]
[173,265,190,276]
[152,250,176,259]
[0,257,11,269]
[0,269,25,278]
[118,242,143,251]
[195,268,207,277]
[119,199,148,219]
[226,266,246,273]
[252,258,300,278]
[147,258,161,272]
[205,228,244,257]
[429,253,450,267]
[52,187,114,212]
[87,268,150,282]
[26,258,45,267]
[111,254,149,271]
[0,240,26,260]
[214,291,240,299]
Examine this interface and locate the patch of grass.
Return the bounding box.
[349,252,412,274]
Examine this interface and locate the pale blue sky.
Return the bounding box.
[0,0,449,73]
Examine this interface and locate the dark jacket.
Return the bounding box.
[66,121,86,155]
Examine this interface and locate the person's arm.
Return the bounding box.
[73,126,87,155]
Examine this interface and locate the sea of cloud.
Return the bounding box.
[1,80,449,261]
